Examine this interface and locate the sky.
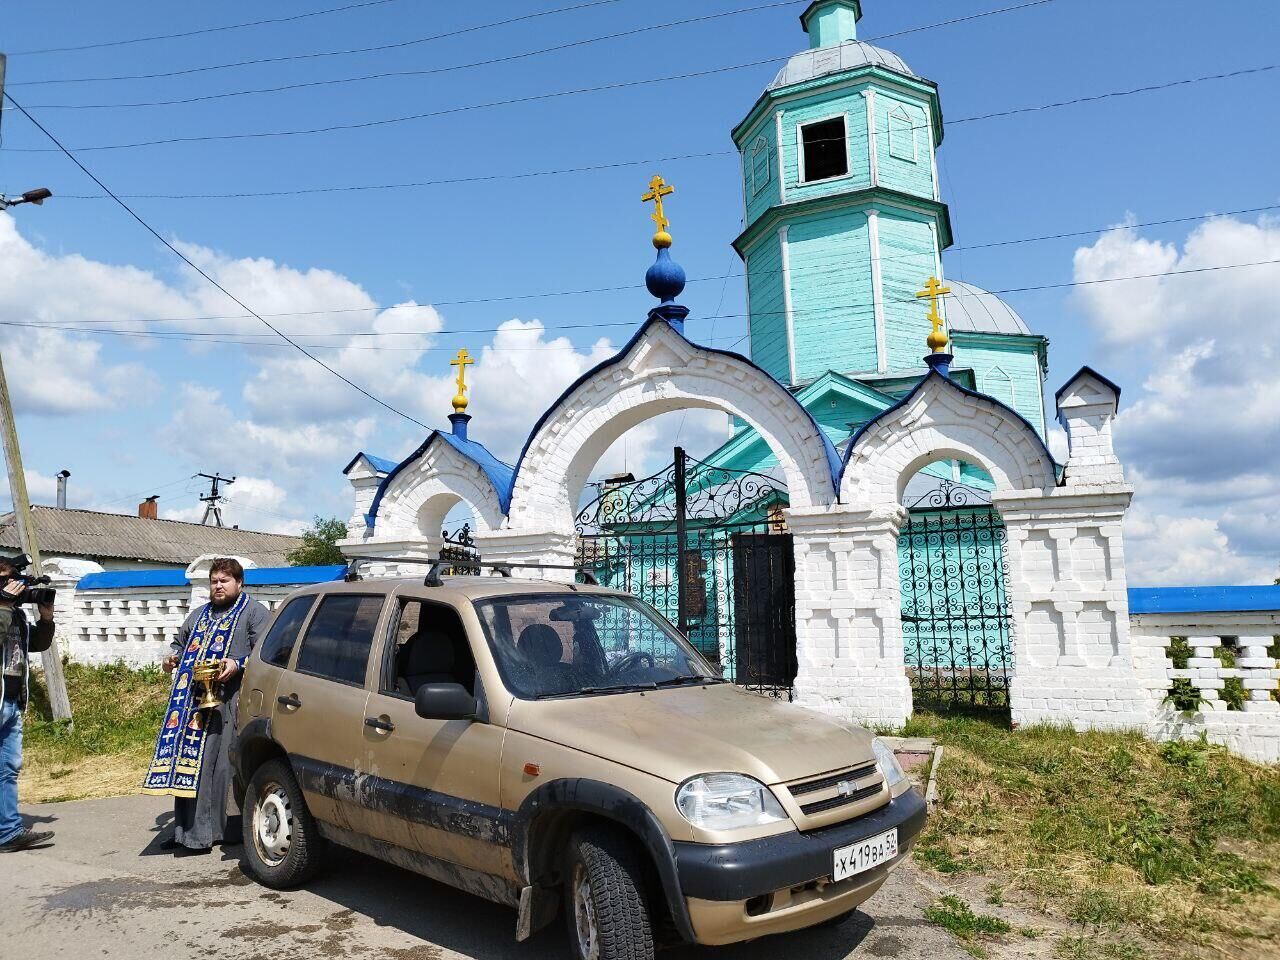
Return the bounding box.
[0,0,1276,585]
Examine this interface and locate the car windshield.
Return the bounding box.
[473,592,721,700]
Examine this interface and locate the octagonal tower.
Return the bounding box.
[733,0,951,386]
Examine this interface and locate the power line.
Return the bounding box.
[9,56,1274,155]
[12,256,1280,350]
[8,0,408,57]
[21,200,1279,328]
[57,150,732,200]
[2,91,432,431]
[26,1,799,110]
[7,0,623,85]
[9,0,1049,89]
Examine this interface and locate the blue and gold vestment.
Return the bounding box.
[142,592,251,798]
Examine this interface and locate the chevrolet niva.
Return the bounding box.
[233,574,926,959]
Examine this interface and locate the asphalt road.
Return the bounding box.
[8,795,977,960]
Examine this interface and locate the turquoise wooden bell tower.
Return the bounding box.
[732,0,952,385]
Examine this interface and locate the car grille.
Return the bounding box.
[781,761,886,829]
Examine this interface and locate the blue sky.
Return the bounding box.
[0,0,1277,583]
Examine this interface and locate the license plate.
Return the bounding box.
[832,828,898,881]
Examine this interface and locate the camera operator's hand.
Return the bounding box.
[162,654,179,673]
[216,658,240,682]
[37,600,54,622]
[0,580,23,602]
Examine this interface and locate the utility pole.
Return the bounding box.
[0,353,72,721]
[0,56,70,721]
[197,472,235,527]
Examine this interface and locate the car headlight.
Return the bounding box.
[675,774,789,830]
[872,737,906,789]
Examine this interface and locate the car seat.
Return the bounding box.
[397,631,458,696]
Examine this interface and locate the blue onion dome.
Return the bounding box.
[646,246,686,304]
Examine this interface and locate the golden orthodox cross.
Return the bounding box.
[450,348,474,413]
[642,175,675,234]
[915,276,952,353]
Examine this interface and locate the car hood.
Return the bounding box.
[505,682,876,785]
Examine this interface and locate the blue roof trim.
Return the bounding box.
[1054,365,1123,412]
[507,316,843,506]
[365,432,514,530]
[77,569,189,590]
[244,565,347,586]
[838,369,1059,491]
[77,565,347,591]
[1128,585,1280,615]
[342,451,397,476]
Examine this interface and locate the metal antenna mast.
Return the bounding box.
[197,472,235,527]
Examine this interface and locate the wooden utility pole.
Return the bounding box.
[0,350,72,721]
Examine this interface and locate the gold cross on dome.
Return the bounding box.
[915,276,952,353]
[642,174,675,236]
[450,348,473,414]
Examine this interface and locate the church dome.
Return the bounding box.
[945,280,1032,336]
[767,40,915,91]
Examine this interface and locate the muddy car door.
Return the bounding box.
[270,591,387,833]
[358,595,511,881]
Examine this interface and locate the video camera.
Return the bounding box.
[0,554,57,606]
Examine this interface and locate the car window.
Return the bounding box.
[381,600,477,698]
[474,593,716,700]
[294,594,385,686]
[259,595,315,668]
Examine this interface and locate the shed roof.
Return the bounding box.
[0,505,303,566]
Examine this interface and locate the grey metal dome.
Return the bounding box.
[768,40,915,91]
[945,280,1032,336]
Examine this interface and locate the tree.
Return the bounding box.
[286,516,348,566]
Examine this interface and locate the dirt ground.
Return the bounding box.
[7,793,1098,960]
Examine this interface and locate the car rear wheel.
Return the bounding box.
[241,758,325,888]
[564,827,655,960]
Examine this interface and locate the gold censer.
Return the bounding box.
[190,659,225,711]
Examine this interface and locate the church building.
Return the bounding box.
[716,0,1048,477]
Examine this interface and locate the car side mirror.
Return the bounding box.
[414,682,476,721]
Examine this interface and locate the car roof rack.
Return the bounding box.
[343,555,598,588]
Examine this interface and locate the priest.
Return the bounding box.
[143,557,269,853]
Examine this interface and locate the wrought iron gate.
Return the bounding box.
[899,479,1012,707]
[575,448,797,697]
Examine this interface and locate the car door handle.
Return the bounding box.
[364,716,395,732]
[277,694,302,709]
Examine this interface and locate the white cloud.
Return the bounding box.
[1073,214,1280,585]
[0,216,178,415]
[161,474,307,535]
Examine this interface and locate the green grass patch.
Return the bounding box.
[924,895,1012,943]
[901,707,1280,956]
[25,661,170,766]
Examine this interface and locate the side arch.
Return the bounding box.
[840,370,1058,506]
[365,435,508,543]
[506,318,841,532]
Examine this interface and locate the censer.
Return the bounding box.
[190,659,225,711]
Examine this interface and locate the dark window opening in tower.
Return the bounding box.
[800,116,848,183]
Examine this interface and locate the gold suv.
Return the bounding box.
[234,575,925,959]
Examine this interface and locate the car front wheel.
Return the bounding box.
[564,827,655,960]
[241,757,325,888]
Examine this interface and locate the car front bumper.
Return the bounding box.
[671,788,927,945]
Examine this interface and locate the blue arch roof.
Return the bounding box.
[839,368,1059,491]
[506,315,843,506]
[365,431,514,530]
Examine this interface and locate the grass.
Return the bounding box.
[21,662,171,802]
[904,707,1280,959]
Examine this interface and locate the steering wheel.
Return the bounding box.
[609,651,656,676]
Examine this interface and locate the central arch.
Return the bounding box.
[505,318,841,533]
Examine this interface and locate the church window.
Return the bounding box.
[750,137,771,197]
[799,116,848,183]
[888,106,918,162]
